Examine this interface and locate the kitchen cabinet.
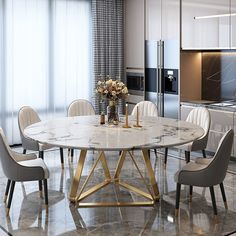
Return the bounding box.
[234,112,236,160]
[124,0,144,69]
[182,0,230,49]
[146,0,180,41]
[181,105,235,157]
[231,0,236,48]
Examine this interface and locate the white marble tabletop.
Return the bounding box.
[24,115,204,151]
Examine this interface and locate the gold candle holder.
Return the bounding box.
[133,105,142,127]
[123,103,131,128]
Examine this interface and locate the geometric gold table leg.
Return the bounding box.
[69,149,87,202]
[141,149,160,201]
[99,151,112,180]
[114,151,127,180]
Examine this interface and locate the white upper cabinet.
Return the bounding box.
[146,0,180,41]
[124,0,144,69]
[231,0,236,48]
[145,0,161,40]
[182,0,230,49]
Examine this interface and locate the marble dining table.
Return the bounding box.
[24,115,204,207]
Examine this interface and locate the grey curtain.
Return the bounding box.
[92,0,124,114]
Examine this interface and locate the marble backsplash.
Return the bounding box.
[202,52,236,101]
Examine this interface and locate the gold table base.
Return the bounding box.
[69,149,160,207]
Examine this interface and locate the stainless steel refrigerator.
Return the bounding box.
[145,39,179,119]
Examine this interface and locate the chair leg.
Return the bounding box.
[4,179,11,203]
[39,150,44,159]
[71,149,74,162]
[6,181,15,216]
[220,183,228,209]
[154,149,157,155]
[175,183,181,216]
[189,186,193,202]
[23,149,26,154]
[148,149,150,158]
[209,186,217,216]
[185,151,190,163]
[60,148,64,169]
[164,148,168,168]
[43,179,49,213]
[202,149,206,158]
[39,180,43,198]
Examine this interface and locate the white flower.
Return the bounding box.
[106,79,112,85]
[122,87,128,94]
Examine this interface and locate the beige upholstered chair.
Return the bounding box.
[175,129,234,216]
[67,99,95,158]
[131,101,158,155]
[68,99,95,117]
[0,128,49,215]
[131,101,158,117]
[18,106,65,169]
[164,107,211,166]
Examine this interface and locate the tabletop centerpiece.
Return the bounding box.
[96,75,129,125]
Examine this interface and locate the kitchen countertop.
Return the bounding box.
[181,100,236,112]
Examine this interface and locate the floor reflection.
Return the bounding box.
[0,148,236,235]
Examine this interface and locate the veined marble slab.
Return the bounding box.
[24,115,204,151]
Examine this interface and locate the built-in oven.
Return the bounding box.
[126,72,144,96]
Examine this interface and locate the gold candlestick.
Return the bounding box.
[133,105,142,127]
[123,103,131,128]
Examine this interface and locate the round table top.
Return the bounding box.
[24,115,204,151]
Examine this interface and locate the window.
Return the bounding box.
[0,0,92,144]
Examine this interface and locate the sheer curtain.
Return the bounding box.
[0,0,92,144]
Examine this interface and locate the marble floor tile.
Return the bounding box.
[0,148,236,236]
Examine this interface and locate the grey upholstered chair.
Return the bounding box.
[0,128,49,215]
[67,99,95,159]
[175,129,234,216]
[164,107,211,166]
[18,106,65,169]
[131,101,158,156]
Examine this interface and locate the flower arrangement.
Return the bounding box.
[95,76,129,102]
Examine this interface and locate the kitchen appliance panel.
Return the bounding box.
[145,40,179,119]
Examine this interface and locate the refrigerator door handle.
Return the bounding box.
[159,40,164,117]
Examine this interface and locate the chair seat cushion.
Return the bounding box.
[174,162,207,186]
[12,151,37,162]
[39,142,55,151]
[19,158,49,179]
[195,157,213,165]
[176,142,192,152]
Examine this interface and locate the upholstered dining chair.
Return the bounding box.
[67,99,95,159]
[131,101,158,117]
[18,106,65,169]
[164,107,211,167]
[175,129,234,217]
[0,128,49,215]
[131,101,158,156]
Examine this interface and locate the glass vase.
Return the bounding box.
[107,100,119,124]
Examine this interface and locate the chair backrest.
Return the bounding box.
[0,128,46,181]
[18,106,41,134]
[18,106,41,150]
[0,128,23,180]
[186,107,211,144]
[68,99,95,117]
[131,101,158,117]
[202,129,234,186]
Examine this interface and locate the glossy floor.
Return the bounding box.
[0,148,236,236]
